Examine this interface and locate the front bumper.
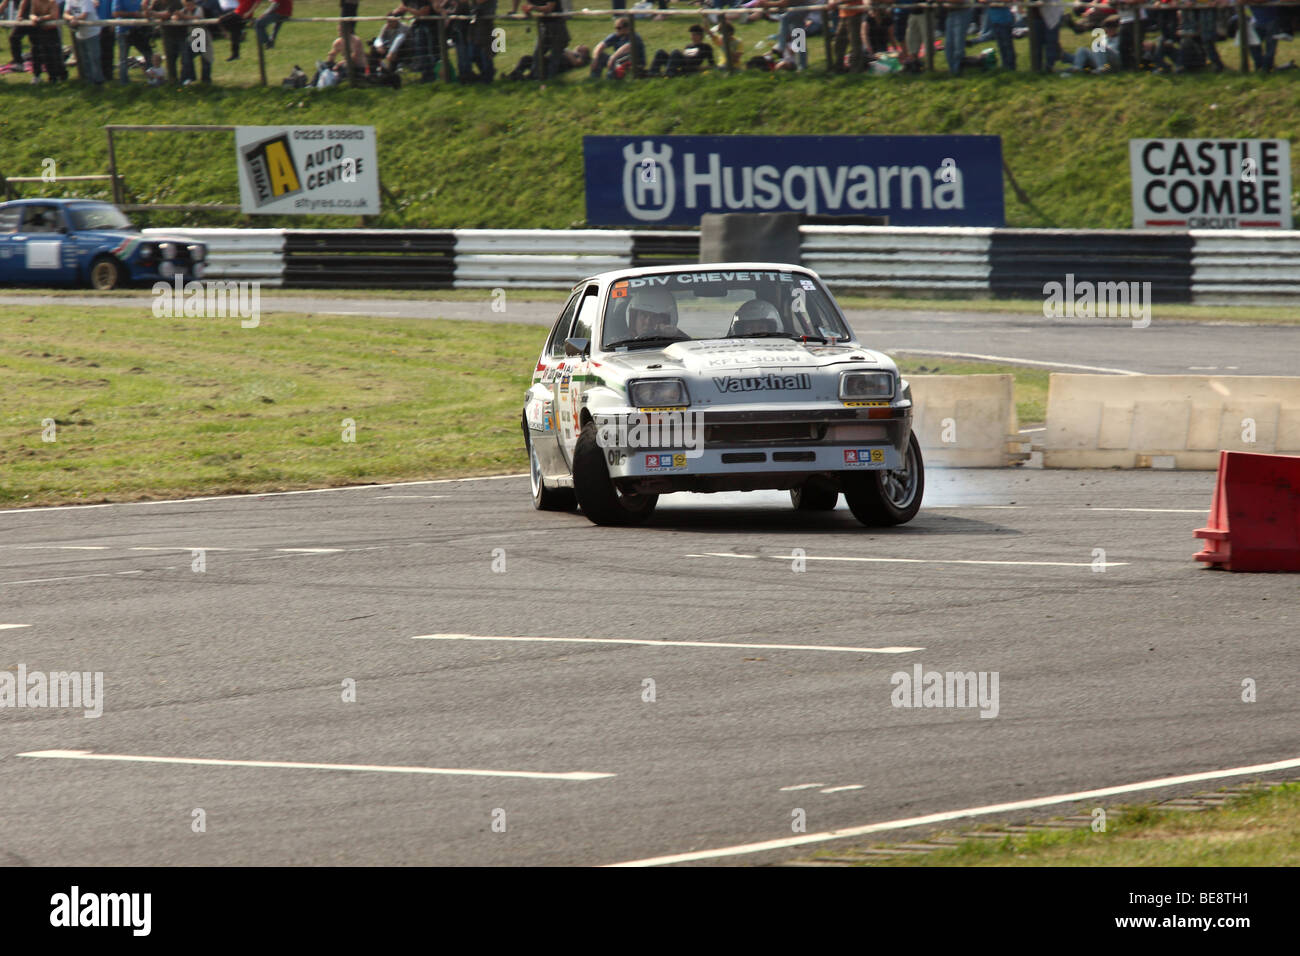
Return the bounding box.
[608,443,903,478]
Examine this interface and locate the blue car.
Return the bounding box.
[0,199,207,291]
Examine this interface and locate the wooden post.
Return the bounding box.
[439,14,452,81]
[1237,0,1249,72]
[824,3,835,72]
[722,25,734,74]
[105,128,123,206]
[1028,5,1041,71]
[924,2,934,72]
[256,30,267,86]
[627,11,639,78]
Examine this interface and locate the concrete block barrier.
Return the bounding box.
[1044,374,1300,469]
[909,374,1023,467]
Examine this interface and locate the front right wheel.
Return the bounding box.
[572,421,658,526]
[841,431,925,527]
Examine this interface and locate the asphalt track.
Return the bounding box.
[1,292,1298,865]
[0,469,1297,866]
[4,292,1300,375]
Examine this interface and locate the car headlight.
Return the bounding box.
[839,371,895,401]
[628,378,689,408]
[188,243,206,261]
[159,242,179,259]
[139,242,158,260]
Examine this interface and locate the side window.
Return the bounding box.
[20,205,61,234]
[0,207,20,233]
[546,292,582,359]
[570,286,600,346]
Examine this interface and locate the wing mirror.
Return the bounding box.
[564,337,590,357]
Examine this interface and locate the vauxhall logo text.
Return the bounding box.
[622,141,966,222]
[713,373,811,393]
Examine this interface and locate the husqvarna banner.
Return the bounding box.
[235,126,380,215]
[582,135,1004,227]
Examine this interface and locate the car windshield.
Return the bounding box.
[600,269,853,350]
[67,203,135,232]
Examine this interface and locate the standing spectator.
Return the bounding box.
[28,0,66,81]
[393,0,435,81]
[177,0,213,82]
[150,0,187,83]
[464,0,494,82]
[647,20,714,75]
[255,0,288,47]
[112,0,153,83]
[943,0,973,74]
[7,0,37,75]
[895,0,926,70]
[1248,0,1279,72]
[97,0,115,77]
[64,0,105,83]
[984,0,1014,69]
[1029,0,1063,71]
[829,0,865,73]
[446,0,473,82]
[590,15,644,76]
[1194,0,1224,72]
[522,0,567,79]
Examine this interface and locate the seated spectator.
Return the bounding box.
[647,22,715,76]
[314,18,367,83]
[591,16,645,78]
[504,43,590,79]
[256,0,290,48]
[145,49,166,83]
[710,18,744,69]
[1061,11,1119,70]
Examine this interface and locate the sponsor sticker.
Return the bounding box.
[639,405,689,412]
[843,400,890,407]
[844,448,885,465]
[612,281,628,298]
[645,453,686,471]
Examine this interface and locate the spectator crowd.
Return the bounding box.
[2,0,1297,87]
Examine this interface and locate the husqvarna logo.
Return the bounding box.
[622,141,675,222]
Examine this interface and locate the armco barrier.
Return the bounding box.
[799,226,992,295]
[133,226,1300,302]
[1044,374,1300,469]
[1194,451,1300,572]
[989,229,1194,303]
[909,374,1024,467]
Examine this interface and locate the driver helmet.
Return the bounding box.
[732,298,780,324]
[627,287,677,336]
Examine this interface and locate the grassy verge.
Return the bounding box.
[810,781,1300,866]
[0,305,542,507]
[2,1,1298,231]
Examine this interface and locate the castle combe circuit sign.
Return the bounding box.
[1130,138,1293,229]
[236,126,380,215]
[583,135,1005,227]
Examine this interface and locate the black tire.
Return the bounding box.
[841,431,925,527]
[527,430,576,512]
[790,478,839,511]
[572,420,658,525]
[89,255,125,291]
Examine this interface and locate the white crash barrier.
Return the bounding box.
[142,228,286,285]
[908,374,1023,467]
[800,226,993,295]
[1044,374,1300,469]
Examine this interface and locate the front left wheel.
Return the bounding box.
[572,421,658,526]
[89,255,126,291]
[841,431,925,527]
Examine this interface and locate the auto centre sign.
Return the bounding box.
[1130,138,1292,229]
[235,126,380,215]
[583,135,1005,227]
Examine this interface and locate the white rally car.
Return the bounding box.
[521,262,923,526]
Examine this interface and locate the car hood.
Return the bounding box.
[601,339,891,374]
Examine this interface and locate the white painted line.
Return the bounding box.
[0,474,528,516]
[892,348,1143,376]
[413,634,923,655]
[0,624,31,630]
[129,546,243,552]
[9,545,109,551]
[17,749,614,782]
[925,505,1026,510]
[1087,508,1207,514]
[779,783,826,791]
[0,569,143,586]
[276,548,344,554]
[1018,427,1047,433]
[820,785,865,794]
[688,553,1128,569]
[373,495,450,500]
[607,754,1300,866]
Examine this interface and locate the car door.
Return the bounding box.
[11,204,73,285]
[0,204,21,282]
[556,284,603,469]
[527,291,582,479]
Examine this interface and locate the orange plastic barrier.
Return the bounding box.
[1194,451,1300,572]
